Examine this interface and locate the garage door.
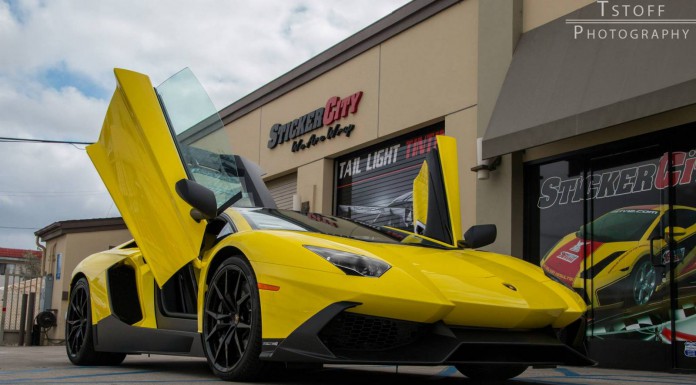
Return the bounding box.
[267,173,297,210]
[335,122,444,231]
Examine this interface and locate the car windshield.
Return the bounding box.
[578,208,659,242]
[237,208,449,248]
[155,68,249,210]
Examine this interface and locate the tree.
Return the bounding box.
[18,251,42,279]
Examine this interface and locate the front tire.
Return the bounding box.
[65,277,126,366]
[630,257,656,306]
[203,257,265,381]
[455,364,527,381]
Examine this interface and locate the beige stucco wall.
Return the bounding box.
[258,46,381,177]
[46,228,132,341]
[523,0,594,32]
[475,0,523,256]
[296,159,334,214]
[378,0,477,137]
[444,106,478,232]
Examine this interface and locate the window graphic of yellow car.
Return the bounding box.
[541,205,696,307]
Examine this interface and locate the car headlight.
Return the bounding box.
[304,246,391,277]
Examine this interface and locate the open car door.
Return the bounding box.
[412,135,463,248]
[87,68,244,286]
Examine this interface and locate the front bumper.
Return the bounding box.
[261,302,594,367]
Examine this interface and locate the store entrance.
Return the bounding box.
[584,144,672,370]
[670,136,696,369]
[525,124,696,370]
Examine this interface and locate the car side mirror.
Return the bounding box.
[460,224,496,249]
[575,224,585,238]
[175,179,217,222]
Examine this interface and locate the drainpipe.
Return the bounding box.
[35,236,52,314]
[35,236,46,275]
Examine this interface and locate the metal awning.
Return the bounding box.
[482,0,696,159]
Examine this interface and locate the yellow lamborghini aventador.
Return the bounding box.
[66,68,592,382]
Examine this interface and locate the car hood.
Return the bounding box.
[242,230,587,329]
[377,242,586,329]
[541,234,638,286]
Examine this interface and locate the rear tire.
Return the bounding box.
[202,257,265,381]
[66,277,126,366]
[455,364,527,381]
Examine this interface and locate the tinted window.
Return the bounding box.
[581,209,659,242]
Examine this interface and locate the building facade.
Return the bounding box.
[189,0,696,371]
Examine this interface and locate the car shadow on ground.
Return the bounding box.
[117,359,528,384]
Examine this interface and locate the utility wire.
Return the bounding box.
[0,136,93,145]
[0,225,38,230]
[0,190,106,196]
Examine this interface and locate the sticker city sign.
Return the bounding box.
[266,91,363,153]
[537,150,696,209]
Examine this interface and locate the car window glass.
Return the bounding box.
[242,210,308,231]
[155,68,246,211]
[216,222,234,239]
[240,208,400,244]
[674,209,696,229]
[647,209,696,241]
[583,208,659,242]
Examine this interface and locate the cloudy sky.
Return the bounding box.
[0,0,410,250]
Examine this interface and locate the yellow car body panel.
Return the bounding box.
[126,252,159,329]
[86,69,206,287]
[77,220,586,340]
[189,221,586,338]
[412,136,463,248]
[72,247,130,324]
[412,163,428,233]
[70,240,164,329]
[438,136,463,247]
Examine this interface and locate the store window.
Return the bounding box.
[334,123,444,231]
[525,125,696,370]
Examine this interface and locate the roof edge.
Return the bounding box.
[35,217,127,242]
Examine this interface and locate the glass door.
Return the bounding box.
[668,129,696,369]
[584,144,673,369]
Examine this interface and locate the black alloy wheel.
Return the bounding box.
[66,277,126,365]
[203,257,265,381]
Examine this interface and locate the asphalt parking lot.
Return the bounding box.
[1,346,695,384]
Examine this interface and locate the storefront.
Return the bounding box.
[201,0,479,234]
[190,0,696,371]
[525,125,696,370]
[483,0,696,371]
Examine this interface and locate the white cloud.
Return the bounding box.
[0,0,410,249]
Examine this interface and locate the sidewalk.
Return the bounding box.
[0,345,695,384]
